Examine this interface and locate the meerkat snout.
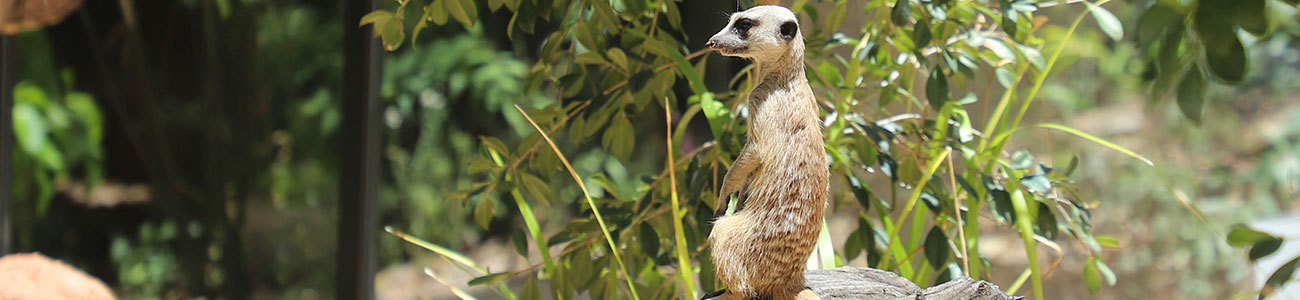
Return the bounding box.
[707,6,802,59]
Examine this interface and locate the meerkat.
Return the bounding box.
[702,5,829,300]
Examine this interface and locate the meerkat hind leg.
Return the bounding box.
[716,146,760,216]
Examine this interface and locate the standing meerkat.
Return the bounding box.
[702,5,828,300]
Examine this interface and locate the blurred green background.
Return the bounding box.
[4,0,1300,299]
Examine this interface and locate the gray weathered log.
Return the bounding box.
[805,267,1023,300]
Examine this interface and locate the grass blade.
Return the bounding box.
[387,226,483,271]
[385,227,517,299]
[425,267,482,300]
[1036,123,1153,166]
[664,98,699,298]
[514,104,641,300]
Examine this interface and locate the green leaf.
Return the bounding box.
[480,136,510,158]
[14,82,50,108]
[468,272,512,286]
[520,173,553,206]
[511,228,529,257]
[846,173,873,211]
[1136,4,1181,45]
[1036,123,1154,166]
[1193,0,1247,83]
[1203,35,1247,84]
[926,68,949,108]
[995,67,1016,88]
[984,39,1016,62]
[37,142,65,171]
[816,61,843,87]
[639,223,661,256]
[65,92,102,145]
[891,0,911,26]
[606,48,629,72]
[628,29,704,94]
[358,10,392,27]
[697,92,729,140]
[1015,44,1045,71]
[569,252,594,287]
[1250,238,1283,261]
[444,0,477,28]
[487,0,505,11]
[827,0,848,31]
[601,113,635,161]
[1265,256,1300,296]
[924,226,950,269]
[1095,235,1119,248]
[1035,202,1058,239]
[519,276,540,300]
[467,157,496,174]
[987,182,1015,224]
[913,20,932,49]
[1084,256,1101,294]
[1009,150,1034,170]
[1019,175,1051,194]
[411,15,429,46]
[1227,224,1277,246]
[359,10,404,51]
[1095,259,1117,286]
[1001,4,1019,37]
[1085,2,1124,41]
[429,0,449,25]
[844,225,863,262]
[12,103,49,155]
[1177,63,1207,123]
[1239,0,1268,35]
[474,199,496,229]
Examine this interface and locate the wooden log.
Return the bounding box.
[805,267,1023,300]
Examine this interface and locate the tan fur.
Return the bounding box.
[704,6,828,300]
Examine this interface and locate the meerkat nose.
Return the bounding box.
[706,39,720,49]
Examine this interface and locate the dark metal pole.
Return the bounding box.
[338,0,382,298]
[0,35,14,255]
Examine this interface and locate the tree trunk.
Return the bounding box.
[806,267,1023,300]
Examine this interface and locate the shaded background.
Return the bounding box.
[2,0,1299,299]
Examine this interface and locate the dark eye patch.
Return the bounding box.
[734,18,757,39]
[779,21,798,40]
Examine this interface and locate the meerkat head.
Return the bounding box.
[705,5,803,62]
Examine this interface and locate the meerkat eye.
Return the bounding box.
[734,18,757,32]
[779,21,798,40]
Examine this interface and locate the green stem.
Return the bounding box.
[878,148,952,275]
[961,171,983,280]
[1010,191,1042,300]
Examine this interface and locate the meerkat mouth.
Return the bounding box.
[714,46,748,55]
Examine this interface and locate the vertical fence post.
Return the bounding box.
[339,0,382,298]
[0,35,14,255]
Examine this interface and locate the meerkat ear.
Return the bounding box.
[779,21,799,40]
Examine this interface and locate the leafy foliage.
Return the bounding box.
[1135,0,1300,123]
[1226,224,1299,298]
[10,78,104,216]
[362,0,1163,298]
